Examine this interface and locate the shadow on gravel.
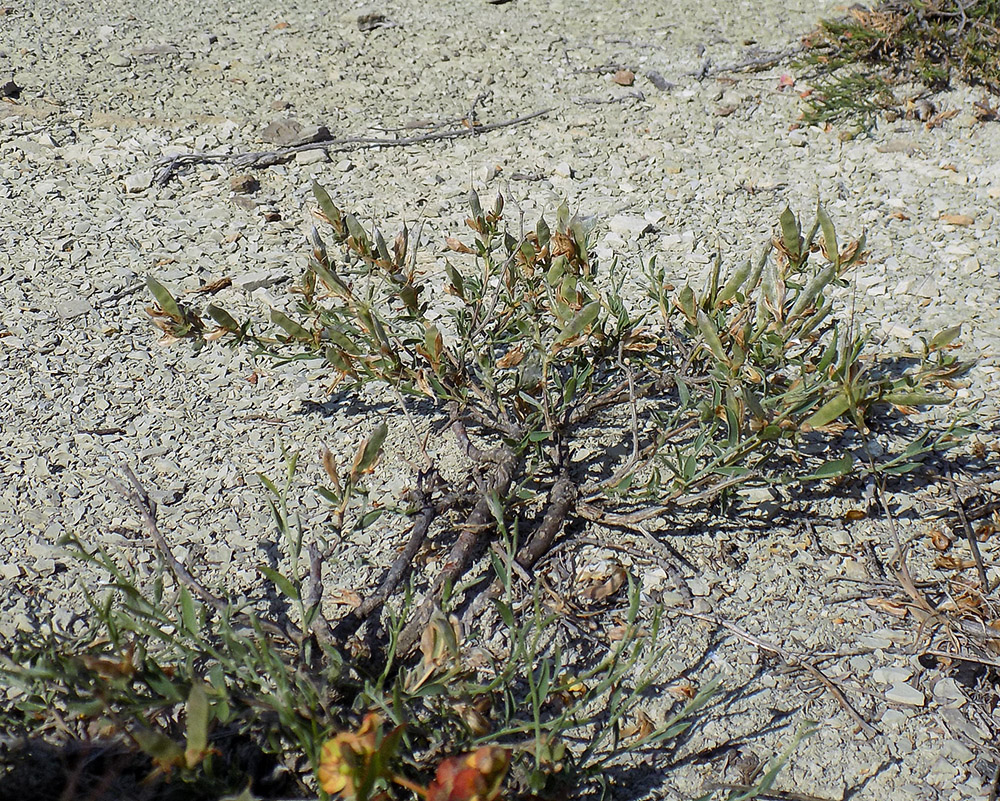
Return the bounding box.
[0,732,296,801]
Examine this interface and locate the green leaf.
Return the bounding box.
[146,278,183,322]
[788,262,837,319]
[536,215,550,247]
[702,249,721,307]
[357,508,384,530]
[179,585,198,634]
[312,182,342,230]
[185,682,210,766]
[779,207,801,261]
[817,203,839,270]
[802,392,851,429]
[527,430,550,442]
[553,300,600,348]
[258,565,300,602]
[881,390,950,407]
[270,309,312,342]
[206,304,240,332]
[677,284,696,322]
[715,260,751,307]
[352,421,388,478]
[696,309,728,364]
[133,727,184,768]
[444,262,465,299]
[801,455,854,481]
[929,325,962,351]
[469,189,483,220]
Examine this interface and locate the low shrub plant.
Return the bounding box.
[799,0,1000,126]
[1,186,971,799]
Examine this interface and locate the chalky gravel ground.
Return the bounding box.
[1,0,999,797]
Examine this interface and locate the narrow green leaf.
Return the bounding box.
[352,421,388,477]
[677,284,696,321]
[553,300,600,348]
[536,216,550,247]
[270,309,312,342]
[444,262,465,299]
[881,390,950,406]
[817,203,839,270]
[715,260,751,306]
[257,565,300,602]
[146,278,183,322]
[801,455,854,481]
[185,682,210,763]
[702,249,721,307]
[179,585,198,634]
[133,727,184,767]
[802,392,851,429]
[788,262,837,319]
[357,508,384,530]
[556,200,569,231]
[312,182,342,230]
[929,325,962,351]
[779,207,800,261]
[469,189,483,220]
[206,304,240,332]
[696,309,728,364]
[527,430,550,442]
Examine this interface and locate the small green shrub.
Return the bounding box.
[799,0,1000,125]
[1,188,971,799]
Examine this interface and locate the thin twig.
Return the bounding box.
[452,419,508,463]
[302,541,334,646]
[946,468,993,593]
[921,648,1000,670]
[702,783,839,801]
[675,609,878,737]
[111,463,295,642]
[153,108,552,187]
[96,281,146,307]
[686,47,801,79]
[331,468,440,642]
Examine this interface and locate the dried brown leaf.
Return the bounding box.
[940,213,974,226]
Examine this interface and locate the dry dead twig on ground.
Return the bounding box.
[152,107,552,187]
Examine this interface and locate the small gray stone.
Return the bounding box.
[941,739,975,764]
[233,271,287,292]
[788,130,808,147]
[107,53,131,67]
[56,297,93,320]
[295,149,328,165]
[932,677,967,708]
[260,119,332,147]
[124,172,152,193]
[881,708,908,726]
[886,682,925,706]
[872,666,913,684]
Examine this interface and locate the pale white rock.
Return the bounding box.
[931,677,967,708]
[872,666,913,684]
[608,214,651,238]
[552,161,574,179]
[124,172,152,193]
[788,130,808,147]
[885,682,925,706]
[295,149,328,165]
[233,271,287,292]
